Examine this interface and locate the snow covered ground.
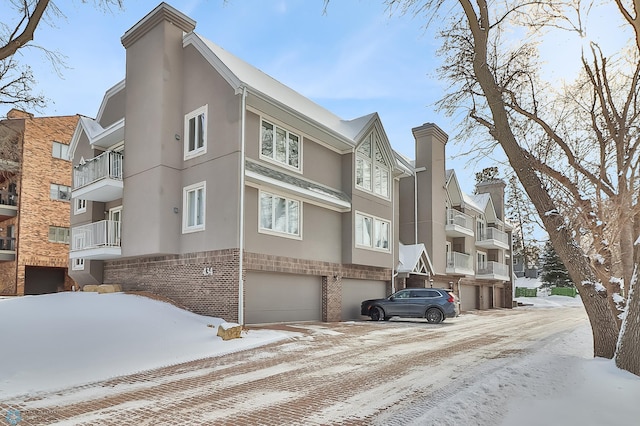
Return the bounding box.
[0,292,289,399]
[1,290,639,425]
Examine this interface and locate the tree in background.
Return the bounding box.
[540,241,573,288]
[506,175,541,274]
[0,0,122,113]
[389,0,640,375]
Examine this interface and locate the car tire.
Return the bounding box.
[426,308,444,324]
[370,306,384,321]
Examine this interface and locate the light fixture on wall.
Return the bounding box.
[173,207,179,214]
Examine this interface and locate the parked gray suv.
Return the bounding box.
[361,288,458,324]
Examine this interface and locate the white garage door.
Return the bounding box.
[341,279,388,320]
[459,284,478,312]
[245,272,322,324]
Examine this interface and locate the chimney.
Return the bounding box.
[476,179,506,221]
[6,109,33,119]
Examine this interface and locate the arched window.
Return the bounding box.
[355,131,389,198]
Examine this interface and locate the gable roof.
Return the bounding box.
[183,33,385,153]
[398,243,435,276]
[468,192,498,222]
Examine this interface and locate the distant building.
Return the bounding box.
[0,109,79,295]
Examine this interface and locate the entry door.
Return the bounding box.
[108,206,122,246]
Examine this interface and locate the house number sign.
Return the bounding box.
[203,267,214,276]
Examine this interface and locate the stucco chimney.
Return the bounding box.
[476,179,506,221]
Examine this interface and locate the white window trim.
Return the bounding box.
[50,183,71,202]
[355,132,390,200]
[74,198,87,215]
[477,250,487,270]
[52,141,70,161]
[182,181,206,233]
[354,211,391,252]
[258,190,302,240]
[72,258,85,271]
[184,105,208,160]
[259,118,303,173]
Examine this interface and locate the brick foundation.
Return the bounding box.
[103,249,392,322]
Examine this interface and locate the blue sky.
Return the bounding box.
[0,0,629,195]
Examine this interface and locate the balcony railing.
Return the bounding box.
[477,261,510,280]
[446,251,474,275]
[447,209,472,229]
[0,237,15,251]
[73,151,123,189]
[0,189,18,206]
[446,209,474,237]
[476,227,509,249]
[71,220,121,251]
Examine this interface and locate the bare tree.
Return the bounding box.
[389,0,640,375]
[0,0,123,112]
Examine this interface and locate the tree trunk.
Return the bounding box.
[460,0,620,358]
[616,268,640,375]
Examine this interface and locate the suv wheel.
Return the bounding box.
[425,308,444,324]
[370,306,384,321]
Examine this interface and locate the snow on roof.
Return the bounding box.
[398,243,435,275]
[462,192,485,213]
[192,34,374,144]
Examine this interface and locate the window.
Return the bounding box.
[356,131,389,198]
[476,214,486,240]
[72,258,85,271]
[184,105,207,159]
[74,199,87,214]
[52,141,69,160]
[48,226,70,244]
[259,191,300,238]
[477,251,487,271]
[182,182,206,233]
[50,184,71,201]
[355,212,390,251]
[260,119,300,170]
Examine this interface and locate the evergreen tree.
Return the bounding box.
[540,241,574,288]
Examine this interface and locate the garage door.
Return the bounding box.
[245,272,321,324]
[341,279,387,320]
[459,284,479,312]
[24,266,65,295]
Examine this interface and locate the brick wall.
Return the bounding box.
[103,249,392,322]
[104,249,241,321]
[0,113,78,295]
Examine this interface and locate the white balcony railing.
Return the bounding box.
[477,227,509,246]
[447,209,473,230]
[446,251,474,274]
[73,151,123,189]
[71,220,121,251]
[477,261,510,279]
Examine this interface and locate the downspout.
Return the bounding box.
[238,86,247,325]
[391,177,396,294]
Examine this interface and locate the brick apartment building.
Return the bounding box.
[0,109,79,295]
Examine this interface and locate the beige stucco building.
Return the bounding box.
[68,3,512,323]
[0,109,79,295]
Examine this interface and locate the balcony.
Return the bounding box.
[0,189,18,221]
[72,151,123,202]
[476,261,510,281]
[446,251,475,276]
[445,209,474,237]
[69,220,121,260]
[0,237,16,261]
[476,227,509,250]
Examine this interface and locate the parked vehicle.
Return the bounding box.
[361,288,458,324]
